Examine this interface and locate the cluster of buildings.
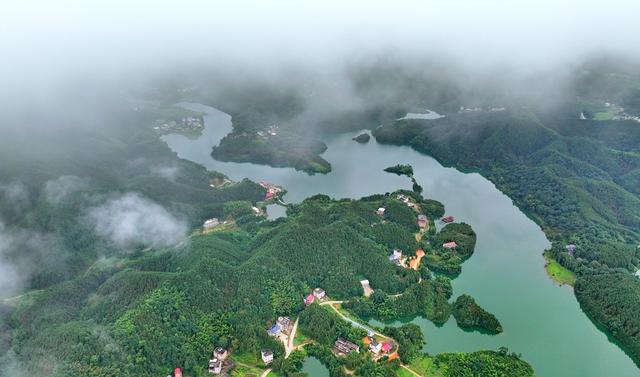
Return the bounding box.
[259,181,283,200]
[304,287,326,305]
[364,333,393,356]
[256,124,279,139]
[397,194,419,210]
[331,335,392,359]
[458,106,506,113]
[209,177,234,188]
[267,316,292,337]
[203,218,222,230]
[207,347,229,375]
[604,103,640,123]
[612,113,640,123]
[377,198,428,228]
[333,337,360,356]
[264,316,293,366]
[153,116,204,133]
[390,248,425,270]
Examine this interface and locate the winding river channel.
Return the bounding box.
[163,103,638,377]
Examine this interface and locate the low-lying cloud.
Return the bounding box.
[0,182,30,214]
[44,175,88,204]
[0,222,62,299]
[86,192,187,250]
[0,224,24,299]
[150,165,180,181]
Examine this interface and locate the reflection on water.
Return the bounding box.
[162,103,639,377]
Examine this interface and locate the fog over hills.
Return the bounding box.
[1,2,640,377]
[2,0,640,112]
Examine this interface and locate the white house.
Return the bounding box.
[203,218,220,230]
[261,349,274,364]
[313,288,326,300]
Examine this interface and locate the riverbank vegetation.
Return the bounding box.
[544,252,577,286]
[575,273,640,361]
[433,349,534,377]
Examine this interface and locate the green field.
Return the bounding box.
[593,108,618,120]
[229,365,264,377]
[396,355,446,377]
[544,252,577,286]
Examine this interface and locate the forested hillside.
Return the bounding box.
[0,142,523,377]
[373,92,640,362]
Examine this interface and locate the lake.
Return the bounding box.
[163,103,639,377]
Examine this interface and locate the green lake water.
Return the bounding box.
[302,357,330,377]
[162,103,639,377]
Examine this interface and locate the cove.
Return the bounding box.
[162,103,639,377]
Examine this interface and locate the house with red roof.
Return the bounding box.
[304,294,315,305]
[382,342,392,353]
[443,241,458,249]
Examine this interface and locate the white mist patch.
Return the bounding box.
[150,165,180,181]
[0,222,60,299]
[44,175,88,203]
[87,193,187,250]
[0,181,30,212]
[0,224,23,299]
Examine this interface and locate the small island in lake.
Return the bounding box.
[453,294,503,333]
[384,163,414,177]
[352,132,371,143]
[211,131,331,175]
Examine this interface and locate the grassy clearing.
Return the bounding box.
[396,367,416,377]
[232,351,261,366]
[229,365,263,377]
[404,355,446,377]
[544,252,576,286]
[593,108,618,120]
[293,332,308,346]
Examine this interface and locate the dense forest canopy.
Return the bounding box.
[370,63,640,363]
[0,110,511,377]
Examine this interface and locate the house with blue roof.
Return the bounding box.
[267,323,282,337]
